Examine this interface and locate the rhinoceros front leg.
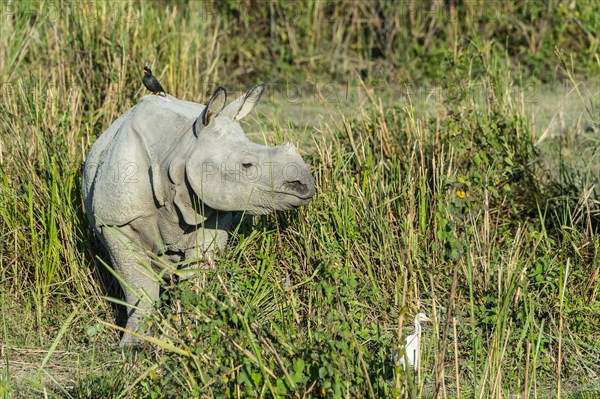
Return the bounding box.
[100,224,160,348]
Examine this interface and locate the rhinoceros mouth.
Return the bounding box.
[278,180,314,200]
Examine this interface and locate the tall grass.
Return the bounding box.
[1,0,599,398]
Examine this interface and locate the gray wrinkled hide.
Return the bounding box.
[82,85,315,347]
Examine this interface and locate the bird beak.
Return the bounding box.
[422,316,433,322]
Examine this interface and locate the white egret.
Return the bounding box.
[398,312,432,371]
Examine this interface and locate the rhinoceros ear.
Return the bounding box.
[221,84,266,121]
[199,86,227,127]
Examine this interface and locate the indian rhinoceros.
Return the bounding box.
[82,84,315,347]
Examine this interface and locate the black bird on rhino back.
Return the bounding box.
[142,66,165,96]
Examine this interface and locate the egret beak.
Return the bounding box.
[421,315,432,322]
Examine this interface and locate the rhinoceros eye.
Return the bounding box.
[242,162,253,169]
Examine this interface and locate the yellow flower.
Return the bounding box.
[149,369,159,380]
[458,177,466,184]
[456,190,466,199]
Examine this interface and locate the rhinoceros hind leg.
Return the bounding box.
[100,225,160,348]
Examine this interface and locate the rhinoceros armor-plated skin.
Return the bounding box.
[82,85,315,347]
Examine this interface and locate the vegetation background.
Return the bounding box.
[0,0,599,398]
